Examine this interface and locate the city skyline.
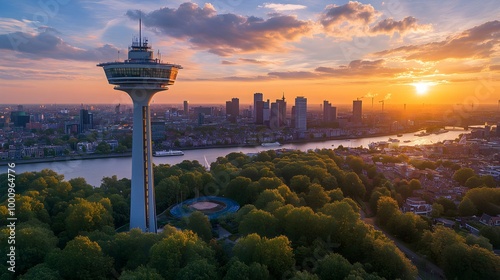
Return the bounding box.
[1,1,500,105]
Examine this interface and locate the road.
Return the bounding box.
[360,211,446,280]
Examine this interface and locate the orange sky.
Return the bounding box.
[0,1,499,106]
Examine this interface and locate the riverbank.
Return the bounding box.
[1,127,465,167]
[0,153,132,166]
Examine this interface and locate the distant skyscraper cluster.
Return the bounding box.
[253,92,287,128]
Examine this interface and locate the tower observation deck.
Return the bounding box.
[97,22,182,233]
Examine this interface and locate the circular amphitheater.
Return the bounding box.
[170,196,240,220]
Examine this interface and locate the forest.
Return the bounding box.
[0,148,499,279]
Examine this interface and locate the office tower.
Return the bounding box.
[79,108,93,133]
[226,100,232,117]
[323,100,331,123]
[352,100,362,123]
[10,111,30,128]
[231,98,239,117]
[255,100,264,125]
[295,97,307,131]
[323,100,337,123]
[254,93,263,122]
[270,102,280,128]
[183,101,189,117]
[263,99,270,126]
[331,106,337,122]
[276,93,286,126]
[98,19,182,233]
[225,98,239,120]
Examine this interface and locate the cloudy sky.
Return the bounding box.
[0,0,499,106]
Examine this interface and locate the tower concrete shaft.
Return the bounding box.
[98,24,181,232]
[121,88,164,232]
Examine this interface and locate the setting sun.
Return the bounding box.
[413,82,431,95]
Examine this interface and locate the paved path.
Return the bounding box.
[361,211,446,280]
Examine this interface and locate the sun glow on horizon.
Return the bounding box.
[412,82,433,96]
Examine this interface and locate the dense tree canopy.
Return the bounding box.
[1,149,497,279]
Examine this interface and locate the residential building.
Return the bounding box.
[402,197,432,216]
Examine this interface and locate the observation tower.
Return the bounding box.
[97,20,182,232]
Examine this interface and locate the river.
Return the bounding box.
[12,129,467,187]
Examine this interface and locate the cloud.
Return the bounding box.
[239,58,274,65]
[0,29,121,61]
[490,65,500,71]
[0,18,36,33]
[267,59,405,80]
[375,20,500,61]
[370,16,432,35]
[319,2,432,38]
[320,1,380,29]
[221,60,237,65]
[268,70,319,79]
[315,59,403,76]
[221,58,275,66]
[260,3,307,12]
[128,2,312,56]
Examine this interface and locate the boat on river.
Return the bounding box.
[153,150,184,157]
[261,142,281,147]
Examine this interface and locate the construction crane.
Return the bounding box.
[356,96,363,101]
[379,100,385,111]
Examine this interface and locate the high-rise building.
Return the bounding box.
[352,100,362,123]
[255,100,264,125]
[98,18,182,233]
[276,93,287,127]
[270,102,280,128]
[10,111,30,128]
[323,100,337,123]
[263,99,270,126]
[79,109,93,133]
[294,97,307,131]
[225,97,239,121]
[183,100,189,117]
[254,93,263,122]
[232,98,239,117]
[323,100,331,123]
[226,100,232,117]
[331,107,337,122]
